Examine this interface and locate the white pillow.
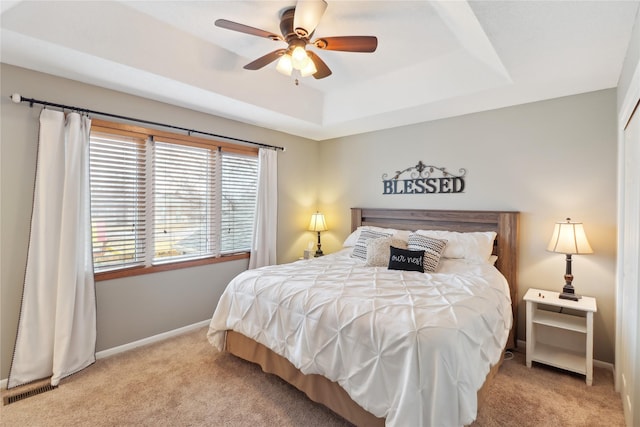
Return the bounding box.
[343,229,361,247]
[343,226,409,247]
[415,230,497,263]
[365,237,408,267]
[392,229,411,242]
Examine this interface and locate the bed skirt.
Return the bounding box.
[224,330,504,426]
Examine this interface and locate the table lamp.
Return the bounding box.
[546,218,593,301]
[308,212,327,257]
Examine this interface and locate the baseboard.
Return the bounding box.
[2,319,211,389]
[516,339,615,373]
[593,359,615,373]
[96,319,210,359]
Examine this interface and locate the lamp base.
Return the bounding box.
[559,282,581,301]
[314,230,323,257]
[559,292,581,301]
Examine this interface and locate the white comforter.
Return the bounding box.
[208,248,512,427]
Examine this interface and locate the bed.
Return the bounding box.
[208,208,519,426]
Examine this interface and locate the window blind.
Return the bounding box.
[90,132,147,271]
[153,140,218,263]
[89,121,260,274]
[221,151,258,253]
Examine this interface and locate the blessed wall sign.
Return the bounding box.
[382,161,466,195]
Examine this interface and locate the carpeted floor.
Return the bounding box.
[1,327,625,426]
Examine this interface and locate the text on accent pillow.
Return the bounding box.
[388,246,425,272]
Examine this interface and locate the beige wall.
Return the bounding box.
[318,89,618,363]
[0,63,619,382]
[0,64,318,379]
[617,6,640,113]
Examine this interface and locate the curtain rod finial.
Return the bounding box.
[10,93,22,103]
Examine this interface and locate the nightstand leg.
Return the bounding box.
[526,301,533,368]
[586,311,594,386]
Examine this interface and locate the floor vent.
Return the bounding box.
[3,383,57,405]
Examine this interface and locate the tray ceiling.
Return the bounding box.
[1,1,638,140]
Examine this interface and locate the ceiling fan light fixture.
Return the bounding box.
[299,58,318,77]
[293,0,328,37]
[276,53,293,76]
[291,46,309,68]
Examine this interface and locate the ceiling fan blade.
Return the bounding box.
[215,19,283,41]
[243,49,287,70]
[293,0,328,37]
[314,36,378,53]
[307,51,332,79]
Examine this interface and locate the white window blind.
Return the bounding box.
[89,124,259,274]
[90,132,147,271]
[153,140,218,263]
[221,151,259,253]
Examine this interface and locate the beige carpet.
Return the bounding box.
[1,327,625,426]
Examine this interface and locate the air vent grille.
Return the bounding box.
[3,383,57,405]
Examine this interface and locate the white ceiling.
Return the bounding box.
[1,1,638,141]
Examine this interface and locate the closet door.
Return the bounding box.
[620,100,639,425]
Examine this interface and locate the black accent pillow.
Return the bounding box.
[388,246,425,272]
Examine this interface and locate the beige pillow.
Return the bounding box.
[365,237,408,267]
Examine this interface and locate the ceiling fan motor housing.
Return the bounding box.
[281,8,312,43]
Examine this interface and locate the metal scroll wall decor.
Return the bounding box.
[382,161,466,194]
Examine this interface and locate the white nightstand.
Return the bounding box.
[523,288,597,385]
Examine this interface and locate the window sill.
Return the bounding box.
[94,252,250,281]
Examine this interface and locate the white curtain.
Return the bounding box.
[8,109,96,388]
[249,148,278,269]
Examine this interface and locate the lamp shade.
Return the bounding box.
[308,212,327,232]
[276,54,293,76]
[547,218,593,255]
[293,0,328,36]
[299,57,318,77]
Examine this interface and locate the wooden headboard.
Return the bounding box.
[351,208,520,349]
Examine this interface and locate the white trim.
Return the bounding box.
[616,54,640,387]
[1,320,211,389]
[594,359,616,374]
[619,59,640,129]
[516,339,614,373]
[615,35,640,427]
[96,319,210,360]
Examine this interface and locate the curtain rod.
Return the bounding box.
[9,93,285,151]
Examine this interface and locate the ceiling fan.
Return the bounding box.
[214,0,378,81]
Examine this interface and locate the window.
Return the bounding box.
[153,140,218,263]
[221,152,258,253]
[90,131,147,270]
[89,120,258,277]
